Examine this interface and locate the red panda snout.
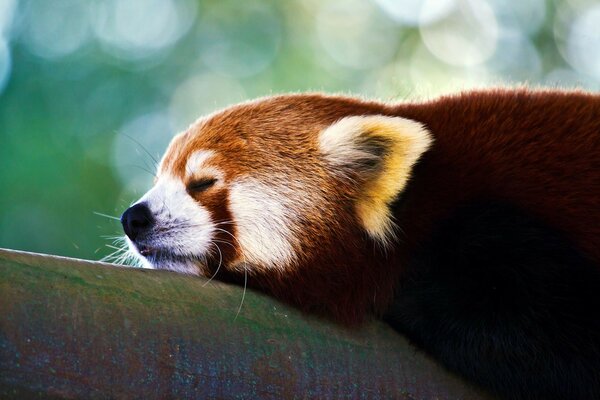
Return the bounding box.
[124,174,220,275]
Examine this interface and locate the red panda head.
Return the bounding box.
[121,93,432,321]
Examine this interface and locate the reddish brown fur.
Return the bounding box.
[162,89,600,325]
[395,90,600,265]
[192,188,239,270]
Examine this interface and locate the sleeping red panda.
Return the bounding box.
[121,88,600,400]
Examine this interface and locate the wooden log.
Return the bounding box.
[0,248,493,399]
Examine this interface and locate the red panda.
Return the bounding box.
[121,88,600,400]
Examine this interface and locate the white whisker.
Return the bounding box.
[235,264,248,321]
[209,227,250,320]
[203,241,223,287]
[93,211,121,221]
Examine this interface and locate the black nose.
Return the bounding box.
[121,203,154,240]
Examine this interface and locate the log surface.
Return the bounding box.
[0,247,493,399]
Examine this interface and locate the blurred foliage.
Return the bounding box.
[0,0,598,260]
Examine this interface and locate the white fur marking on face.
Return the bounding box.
[124,236,153,269]
[229,178,300,270]
[185,150,214,178]
[130,175,215,274]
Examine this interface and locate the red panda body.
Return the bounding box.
[121,89,600,399]
[395,90,600,264]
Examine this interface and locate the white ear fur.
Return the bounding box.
[319,115,432,244]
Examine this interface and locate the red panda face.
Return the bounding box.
[121,94,432,280]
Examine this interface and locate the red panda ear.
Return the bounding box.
[319,115,432,243]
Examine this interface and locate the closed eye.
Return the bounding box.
[187,178,217,193]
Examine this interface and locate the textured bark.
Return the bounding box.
[0,248,493,399]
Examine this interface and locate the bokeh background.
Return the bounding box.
[1,0,599,261]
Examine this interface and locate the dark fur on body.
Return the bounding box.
[385,201,600,399]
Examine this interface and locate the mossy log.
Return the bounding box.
[0,248,492,399]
